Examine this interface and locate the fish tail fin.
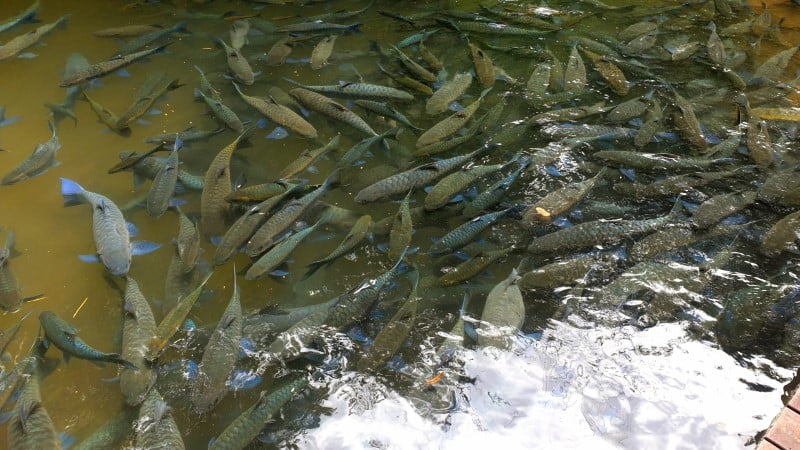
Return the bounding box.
[323,168,342,189]
[175,21,189,33]
[391,245,410,272]
[56,14,71,29]
[115,357,139,371]
[348,23,363,34]
[504,204,526,220]
[153,42,173,54]
[221,10,236,19]
[303,260,327,280]
[4,230,15,254]
[668,196,685,221]
[60,177,86,206]
[281,77,304,88]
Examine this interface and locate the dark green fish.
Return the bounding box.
[305,214,372,277]
[430,205,519,254]
[120,277,156,406]
[39,311,137,369]
[201,131,249,236]
[0,231,43,311]
[209,377,309,450]
[191,273,242,414]
[8,353,60,450]
[136,389,185,449]
[145,126,225,147]
[1,121,60,185]
[146,144,179,219]
[285,78,414,102]
[60,44,172,87]
[114,21,186,57]
[479,269,524,350]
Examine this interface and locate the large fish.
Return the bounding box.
[39,311,137,369]
[355,145,495,203]
[209,377,309,450]
[281,135,340,178]
[93,24,163,38]
[426,72,473,115]
[417,88,491,148]
[191,273,242,414]
[305,214,372,277]
[229,19,250,50]
[147,273,213,361]
[285,78,414,102]
[197,89,244,133]
[214,37,255,85]
[0,14,70,61]
[479,269,524,349]
[60,44,171,87]
[114,21,186,57]
[311,34,337,69]
[245,218,325,280]
[0,0,39,34]
[440,246,514,286]
[430,205,520,254]
[289,88,377,136]
[233,83,317,139]
[146,143,180,218]
[522,168,606,225]
[424,160,509,211]
[8,351,61,450]
[389,191,413,260]
[201,131,249,236]
[246,169,339,256]
[136,389,185,449]
[60,178,159,276]
[120,277,156,406]
[115,73,182,130]
[1,121,60,185]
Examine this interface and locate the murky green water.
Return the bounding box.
[1,0,799,448]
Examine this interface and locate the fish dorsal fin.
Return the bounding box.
[338,80,355,88]
[18,399,40,434]
[123,298,138,320]
[329,102,348,112]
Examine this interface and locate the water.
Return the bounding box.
[0,0,799,448]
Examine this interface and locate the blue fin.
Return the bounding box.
[463,321,478,341]
[78,254,101,263]
[408,246,419,254]
[266,126,289,140]
[347,325,371,344]
[222,74,234,80]
[131,241,160,256]
[0,114,21,128]
[448,101,465,112]
[345,100,354,109]
[454,250,470,261]
[619,168,636,181]
[87,78,103,89]
[306,165,319,175]
[228,369,263,391]
[553,217,573,228]
[353,160,366,167]
[238,337,256,358]
[147,108,162,116]
[181,319,196,332]
[185,359,198,380]
[0,412,12,425]
[127,222,139,237]
[59,432,77,450]
[209,236,222,246]
[544,165,563,177]
[269,269,290,277]
[209,437,217,448]
[721,214,747,225]
[423,186,434,193]
[135,118,152,126]
[168,198,187,208]
[448,194,465,203]
[681,200,699,212]
[60,177,85,205]
[17,52,38,59]
[376,242,389,253]
[465,186,479,199]
[387,354,407,371]
[256,117,269,129]
[100,376,120,383]
[299,106,311,118]
[568,208,584,221]
[627,118,644,128]
[116,68,131,78]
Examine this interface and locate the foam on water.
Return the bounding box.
[302,322,788,449]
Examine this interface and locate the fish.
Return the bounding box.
[0,0,39,34]
[579,46,628,96]
[376,63,434,95]
[2,121,59,185]
[146,144,180,219]
[619,29,657,55]
[526,62,552,97]
[527,199,683,253]
[606,96,648,123]
[618,21,658,41]
[208,377,309,450]
[8,352,61,450]
[0,14,70,61]
[278,21,361,33]
[438,19,550,37]
[194,65,222,101]
[439,246,514,286]
[391,45,437,82]
[197,88,244,133]
[519,254,612,289]
[424,161,508,211]
[762,210,800,256]
[115,73,182,131]
[427,72,473,116]
[754,45,799,81]
[201,130,250,236]
[45,53,89,126]
[564,45,587,94]
[614,167,750,199]
[60,178,159,276]
[289,88,377,136]
[479,269,523,349]
[145,126,224,147]
[0,232,42,312]
[0,310,30,355]
[111,151,204,191]
[751,107,800,122]
[60,43,171,87]
[71,408,137,450]
[311,35,337,69]
[280,135,340,179]
[463,158,531,217]
[93,24,163,38]
[417,88,491,148]
[39,311,136,369]
[692,190,757,229]
[630,223,743,262]
[120,277,156,406]
[136,389,185,449]
[246,169,339,256]
[396,29,439,48]
[232,83,317,139]
[468,42,495,88]
[419,39,443,71]
[284,78,414,102]
[414,114,486,157]
[305,214,372,277]
[82,92,126,135]
[357,270,420,372]
[634,98,663,148]
[707,22,726,66]
[356,145,495,203]
[304,2,374,22]
[191,272,242,414]
[114,21,186,57]
[147,272,213,361]
[354,100,422,130]
[225,181,308,204]
[229,19,250,50]
[672,91,707,151]
[389,191,413,261]
[264,37,294,66]
[594,151,732,171]
[245,218,325,280]
[213,37,255,85]
[337,128,399,168]
[174,207,201,272]
[522,168,607,225]
[430,205,520,255]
